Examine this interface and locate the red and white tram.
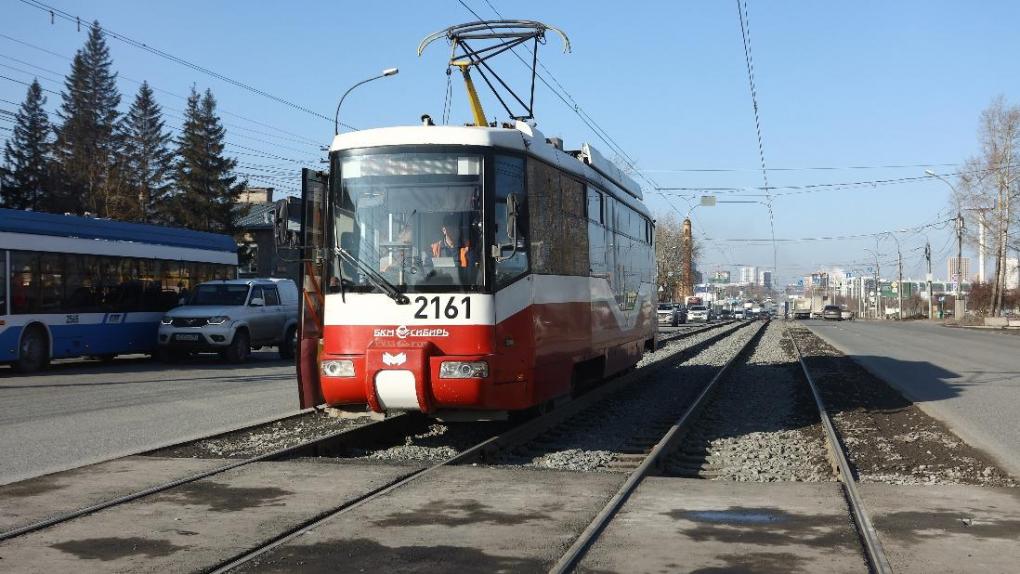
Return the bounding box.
[293,120,657,417]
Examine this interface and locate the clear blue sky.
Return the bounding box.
[2,1,1018,285]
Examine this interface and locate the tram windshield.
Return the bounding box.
[334,152,483,292]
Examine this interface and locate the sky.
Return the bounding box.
[2,0,1019,286]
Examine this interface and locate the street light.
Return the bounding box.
[334,67,399,135]
[881,232,903,320]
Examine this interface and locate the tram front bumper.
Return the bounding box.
[319,349,528,413]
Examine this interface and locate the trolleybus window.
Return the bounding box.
[0,252,6,314]
[336,152,483,291]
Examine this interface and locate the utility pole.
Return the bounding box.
[956,211,966,318]
[897,250,903,321]
[926,242,934,320]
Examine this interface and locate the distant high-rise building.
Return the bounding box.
[739,266,758,285]
[1006,258,1019,289]
[758,270,772,289]
[947,257,970,283]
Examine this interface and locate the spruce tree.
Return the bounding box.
[173,87,245,233]
[2,79,52,210]
[121,82,173,222]
[52,21,123,216]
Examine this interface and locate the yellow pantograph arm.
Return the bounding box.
[454,62,487,127]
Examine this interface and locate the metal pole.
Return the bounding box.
[926,242,934,320]
[898,250,903,320]
[957,211,965,315]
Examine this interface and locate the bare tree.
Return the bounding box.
[954,96,1020,315]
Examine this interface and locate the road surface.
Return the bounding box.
[804,320,1020,476]
[0,352,299,485]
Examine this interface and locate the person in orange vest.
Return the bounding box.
[432,219,475,268]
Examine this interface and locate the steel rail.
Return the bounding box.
[0,411,422,542]
[549,320,768,573]
[209,321,751,573]
[786,325,893,574]
[0,321,731,544]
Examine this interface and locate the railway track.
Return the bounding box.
[0,319,735,550]
[208,320,757,573]
[547,320,893,573]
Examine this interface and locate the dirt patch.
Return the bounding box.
[788,326,1016,487]
[146,411,368,459]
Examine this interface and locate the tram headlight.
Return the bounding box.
[321,359,355,378]
[207,316,230,325]
[439,361,489,379]
[160,316,173,325]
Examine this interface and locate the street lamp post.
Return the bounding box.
[334,68,400,135]
[882,232,903,320]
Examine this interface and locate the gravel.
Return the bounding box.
[348,422,508,463]
[789,325,1017,487]
[667,322,832,482]
[147,410,369,459]
[497,321,759,472]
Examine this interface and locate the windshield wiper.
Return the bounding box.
[334,246,410,305]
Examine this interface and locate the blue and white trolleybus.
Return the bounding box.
[0,208,238,372]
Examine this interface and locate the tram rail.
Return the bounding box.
[0,320,736,546]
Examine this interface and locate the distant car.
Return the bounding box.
[822,305,842,321]
[734,310,745,320]
[688,305,710,322]
[657,303,685,327]
[840,309,854,321]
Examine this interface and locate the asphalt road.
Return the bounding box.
[0,352,299,485]
[803,319,1020,477]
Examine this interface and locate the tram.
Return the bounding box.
[288,21,657,416]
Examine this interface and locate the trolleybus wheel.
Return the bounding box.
[224,329,250,363]
[279,326,297,361]
[14,325,50,373]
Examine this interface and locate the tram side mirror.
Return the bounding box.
[273,201,290,248]
[505,193,518,240]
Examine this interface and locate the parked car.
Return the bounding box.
[158,278,299,362]
[822,304,842,321]
[840,309,854,321]
[657,302,685,327]
[688,305,710,322]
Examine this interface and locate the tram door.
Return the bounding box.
[295,168,328,409]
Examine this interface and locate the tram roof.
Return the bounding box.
[331,123,651,218]
[0,208,238,253]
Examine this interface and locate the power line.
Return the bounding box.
[460,1,656,188]
[641,162,961,173]
[15,0,356,131]
[736,0,778,284]
[653,166,1015,198]
[0,33,330,144]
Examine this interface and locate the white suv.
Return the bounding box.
[158,279,299,362]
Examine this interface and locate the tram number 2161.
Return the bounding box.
[413,296,472,320]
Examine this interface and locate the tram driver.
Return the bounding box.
[431,215,477,269]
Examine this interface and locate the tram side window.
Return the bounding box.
[587,188,609,280]
[525,158,589,277]
[494,155,529,288]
